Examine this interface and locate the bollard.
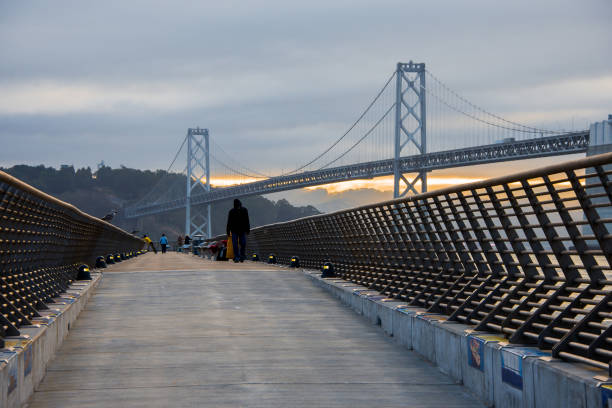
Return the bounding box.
[77,264,92,280]
[252,253,259,261]
[95,256,107,268]
[321,262,335,277]
[268,254,277,264]
[106,254,115,264]
[290,256,300,268]
[114,253,123,262]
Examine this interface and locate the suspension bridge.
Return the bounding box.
[124,62,594,238]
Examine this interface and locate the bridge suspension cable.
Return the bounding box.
[130,134,188,207]
[210,153,268,180]
[282,71,397,175]
[200,65,572,181]
[204,70,398,180]
[317,103,396,170]
[425,70,564,134]
[210,139,272,178]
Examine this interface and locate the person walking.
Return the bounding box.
[226,199,250,262]
[160,233,169,254]
[143,234,157,254]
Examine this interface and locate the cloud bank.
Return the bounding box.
[1,0,610,176]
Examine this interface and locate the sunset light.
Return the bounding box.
[203,175,487,193]
[304,176,487,194]
[208,177,263,187]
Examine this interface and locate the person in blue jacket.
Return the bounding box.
[160,233,169,253]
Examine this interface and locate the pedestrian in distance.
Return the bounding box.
[160,233,168,253]
[184,235,191,246]
[226,199,250,263]
[143,234,157,254]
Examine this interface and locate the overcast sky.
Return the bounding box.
[1,0,611,175]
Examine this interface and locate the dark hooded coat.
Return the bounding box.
[226,199,250,235]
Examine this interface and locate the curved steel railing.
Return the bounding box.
[0,170,144,345]
[234,152,612,373]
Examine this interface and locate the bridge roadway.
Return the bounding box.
[27,253,483,408]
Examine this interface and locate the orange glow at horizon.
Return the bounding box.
[202,175,487,193]
[310,177,583,194]
[202,175,580,194]
[304,176,487,194]
[207,177,262,187]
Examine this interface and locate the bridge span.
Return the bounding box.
[125,131,589,218]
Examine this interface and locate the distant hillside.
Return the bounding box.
[1,164,320,241]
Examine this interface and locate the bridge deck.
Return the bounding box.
[27,253,483,408]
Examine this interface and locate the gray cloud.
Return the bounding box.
[1,0,611,175]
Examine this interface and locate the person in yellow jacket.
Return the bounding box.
[143,234,157,254]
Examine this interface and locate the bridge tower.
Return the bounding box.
[394,61,427,198]
[186,127,211,239]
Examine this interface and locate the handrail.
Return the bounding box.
[221,151,612,373]
[0,171,136,238]
[0,170,144,345]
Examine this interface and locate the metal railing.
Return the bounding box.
[0,170,144,345]
[229,152,612,373]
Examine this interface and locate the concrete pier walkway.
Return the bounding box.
[26,253,483,407]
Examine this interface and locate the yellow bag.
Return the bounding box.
[226,233,234,260]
